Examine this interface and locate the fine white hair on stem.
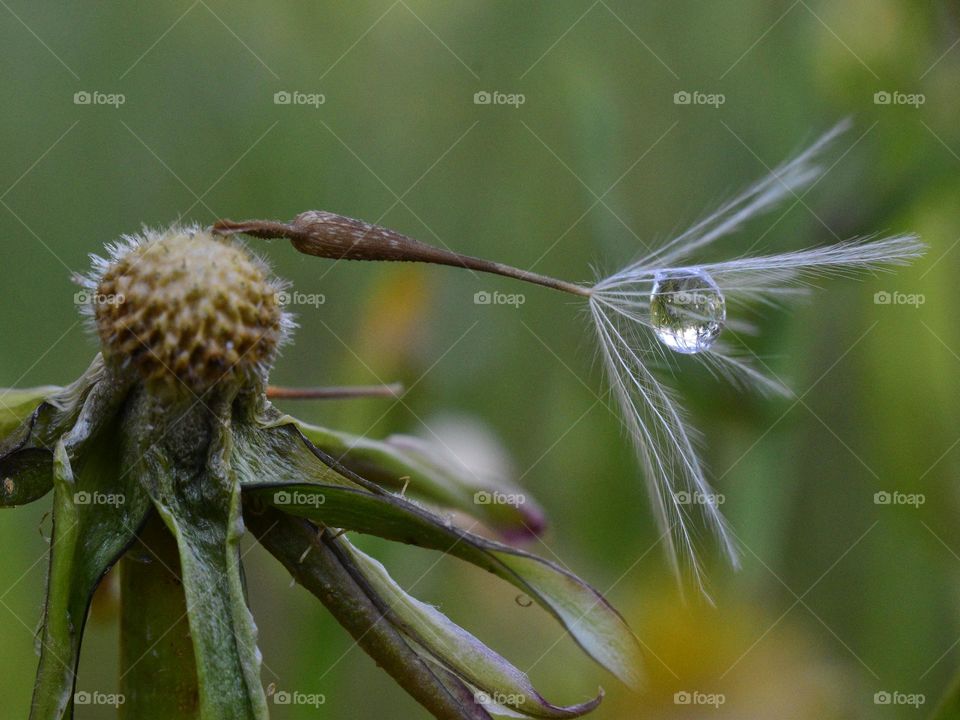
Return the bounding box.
[587,122,925,595]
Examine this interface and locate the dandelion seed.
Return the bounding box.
[214,121,925,596]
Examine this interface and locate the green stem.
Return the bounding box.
[119,512,199,719]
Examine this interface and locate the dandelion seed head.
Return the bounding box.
[79,226,294,394]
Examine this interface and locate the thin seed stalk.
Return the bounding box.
[213,212,592,298]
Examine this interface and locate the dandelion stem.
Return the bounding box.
[213,214,592,298]
[120,514,200,719]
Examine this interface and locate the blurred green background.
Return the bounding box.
[0,1,957,718]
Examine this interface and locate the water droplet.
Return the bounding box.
[650,269,725,354]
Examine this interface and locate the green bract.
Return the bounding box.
[0,227,642,720]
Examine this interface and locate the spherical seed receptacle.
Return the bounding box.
[92,228,285,393]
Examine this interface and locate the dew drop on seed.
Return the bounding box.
[650,269,725,354]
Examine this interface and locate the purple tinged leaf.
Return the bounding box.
[295,420,546,539]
